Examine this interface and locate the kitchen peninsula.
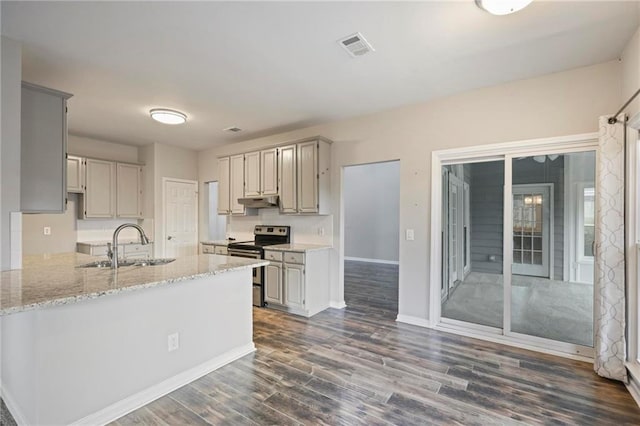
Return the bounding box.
[0,253,267,425]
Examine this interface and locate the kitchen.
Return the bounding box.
[3,1,640,425]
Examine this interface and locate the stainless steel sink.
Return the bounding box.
[78,260,137,268]
[133,258,176,267]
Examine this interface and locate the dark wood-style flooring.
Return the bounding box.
[106,260,637,424]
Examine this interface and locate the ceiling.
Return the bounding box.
[2,1,638,150]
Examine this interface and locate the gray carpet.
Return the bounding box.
[0,398,16,426]
[441,272,593,347]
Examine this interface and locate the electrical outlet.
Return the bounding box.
[406,229,415,241]
[167,332,179,352]
[43,226,51,236]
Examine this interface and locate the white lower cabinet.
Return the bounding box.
[77,242,153,259]
[265,262,284,305]
[201,243,228,255]
[264,249,330,317]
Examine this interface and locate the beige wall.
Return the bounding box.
[68,134,138,163]
[198,59,622,322]
[150,143,198,256]
[23,136,143,255]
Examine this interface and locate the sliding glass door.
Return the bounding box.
[439,148,596,354]
[508,151,595,348]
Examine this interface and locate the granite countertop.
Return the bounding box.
[0,253,268,316]
[266,243,332,253]
[77,239,151,246]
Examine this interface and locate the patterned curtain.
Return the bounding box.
[594,114,627,382]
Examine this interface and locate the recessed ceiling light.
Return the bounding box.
[150,108,187,125]
[475,0,533,15]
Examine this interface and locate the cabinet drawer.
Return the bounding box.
[264,250,283,262]
[284,251,304,264]
[214,246,228,255]
[90,245,109,257]
[123,244,150,256]
[202,244,215,254]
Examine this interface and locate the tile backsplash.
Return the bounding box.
[227,209,333,245]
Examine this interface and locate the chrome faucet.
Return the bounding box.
[109,223,150,269]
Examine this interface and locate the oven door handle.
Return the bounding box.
[228,249,262,258]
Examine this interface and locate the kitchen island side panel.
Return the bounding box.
[2,269,253,425]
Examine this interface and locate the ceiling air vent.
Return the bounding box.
[224,126,242,133]
[338,32,374,58]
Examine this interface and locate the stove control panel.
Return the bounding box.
[254,225,290,236]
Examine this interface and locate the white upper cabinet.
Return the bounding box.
[217,157,231,214]
[67,155,85,193]
[297,141,319,213]
[80,159,144,219]
[244,151,261,197]
[278,145,297,213]
[244,148,278,197]
[278,138,331,214]
[116,163,143,218]
[21,82,72,213]
[261,148,278,196]
[230,154,245,215]
[83,159,116,218]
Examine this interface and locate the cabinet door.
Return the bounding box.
[265,262,284,305]
[21,83,70,213]
[297,141,319,213]
[117,163,143,218]
[217,157,230,214]
[84,159,116,218]
[230,154,245,214]
[278,145,297,213]
[284,263,305,309]
[244,151,261,196]
[261,148,278,196]
[67,155,84,193]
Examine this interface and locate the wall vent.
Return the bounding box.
[224,126,242,133]
[338,32,374,58]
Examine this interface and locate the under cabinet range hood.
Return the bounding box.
[237,196,279,208]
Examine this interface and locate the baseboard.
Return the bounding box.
[627,366,640,408]
[1,385,29,426]
[329,300,347,309]
[344,257,399,265]
[71,342,256,426]
[396,315,432,328]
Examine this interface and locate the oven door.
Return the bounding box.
[227,248,264,307]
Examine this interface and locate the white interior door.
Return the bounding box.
[512,184,551,278]
[164,179,198,258]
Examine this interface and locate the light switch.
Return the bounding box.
[406,229,415,241]
[43,226,51,236]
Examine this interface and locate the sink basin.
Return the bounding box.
[78,260,137,268]
[133,258,176,267]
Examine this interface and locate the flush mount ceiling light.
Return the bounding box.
[149,108,187,125]
[475,0,533,15]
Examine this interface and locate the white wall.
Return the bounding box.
[68,134,138,163]
[344,161,400,263]
[207,182,226,241]
[1,36,21,270]
[198,59,622,323]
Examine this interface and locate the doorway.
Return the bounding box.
[343,160,400,318]
[432,135,598,357]
[207,181,227,241]
[162,178,198,258]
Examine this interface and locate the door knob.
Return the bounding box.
[167,236,173,240]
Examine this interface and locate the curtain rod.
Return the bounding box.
[608,87,640,124]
